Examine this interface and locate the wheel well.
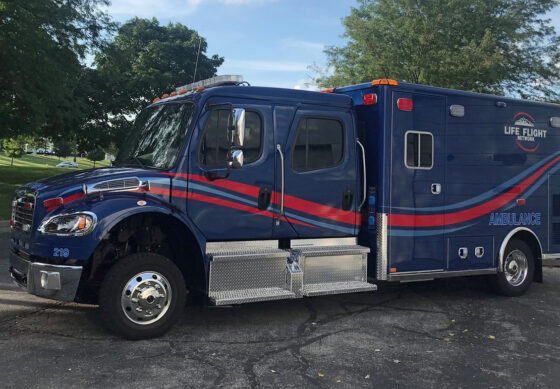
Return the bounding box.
[501,229,543,283]
[78,213,206,303]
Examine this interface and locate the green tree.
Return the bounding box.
[54,140,74,159]
[316,0,560,99]
[0,0,114,139]
[4,138,25,166]
[87,146,105,168]
[90,18,224,149]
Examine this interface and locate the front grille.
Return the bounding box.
[12,190,36,233]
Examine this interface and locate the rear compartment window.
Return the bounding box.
[199,109,262,167]
[405,131,433,169]
[292,117,344,171]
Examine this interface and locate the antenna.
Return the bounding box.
[192,37,202,83]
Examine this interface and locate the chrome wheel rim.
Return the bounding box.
[504,249,528,287]
[121,271,172,325]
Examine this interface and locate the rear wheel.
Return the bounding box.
[492,239,534,296]
[99,253,186,339]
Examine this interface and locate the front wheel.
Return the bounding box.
[99,253,187,339]
[492,239,534,297]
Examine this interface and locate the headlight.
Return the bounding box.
[39,212,97,236]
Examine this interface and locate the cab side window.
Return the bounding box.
[292,117,344,171]
[199,109,263,167]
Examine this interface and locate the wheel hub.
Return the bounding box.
[121,272,172,325]
[504,250,528,287]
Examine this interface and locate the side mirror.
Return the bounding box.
[231,108,245,147]
[229,149,244,169]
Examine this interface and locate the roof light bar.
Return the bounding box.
[175,75,243,92]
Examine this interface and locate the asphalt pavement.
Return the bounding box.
[1,224,560,388]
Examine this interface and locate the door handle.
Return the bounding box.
[342,189,354,211]
[258,187,272,210]
[431,183,441,195]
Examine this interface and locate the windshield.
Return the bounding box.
[116,102,196,170]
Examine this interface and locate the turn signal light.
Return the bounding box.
[371,79,398,86]
[43,198,63,208]
[363,93,377,105]
[397,98,413,111]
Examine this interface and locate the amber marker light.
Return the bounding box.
[371,79,398,86]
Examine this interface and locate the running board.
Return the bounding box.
[206,239,376,305]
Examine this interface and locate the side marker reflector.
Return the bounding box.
[363,93,377,105]
[390,268,397,273]
[397,98,413,111]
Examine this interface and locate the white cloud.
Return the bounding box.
[281,38,325,53]
[223,59,309,72]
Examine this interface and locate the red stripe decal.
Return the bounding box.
[160,173,357,226]
[188,192,316,228]
[389,155,560,227]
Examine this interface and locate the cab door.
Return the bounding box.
[388,92,446,272]
[187,100,275,240]
[274,107,359,238]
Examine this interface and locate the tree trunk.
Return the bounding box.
[11,156,14,166]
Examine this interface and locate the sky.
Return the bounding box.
[106,0,560,91]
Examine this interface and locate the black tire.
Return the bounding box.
[99,253,187,339]
[492,239,535,297]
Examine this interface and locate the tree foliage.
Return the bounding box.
[317,0,560,99]
[87,146,105,168]
[54,140,74,158]
[3,137,25,166]
[87,18,224,150]
[0,0,114,139]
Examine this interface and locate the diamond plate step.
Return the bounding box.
[303,281,377,297]
[210,287,296,305]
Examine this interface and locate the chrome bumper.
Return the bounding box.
[9,251,83,302]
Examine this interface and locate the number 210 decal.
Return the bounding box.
[53,248,70,258]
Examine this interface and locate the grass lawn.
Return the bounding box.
[0,152,111,220]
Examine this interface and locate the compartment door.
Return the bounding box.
[388,92,446,273]
[548,174,560,252]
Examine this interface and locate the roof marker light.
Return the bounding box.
[178,89,187,95]
[320,88,335,93]
[371,79,398,86]
[196,86,205,92]
[363,93,377,105]
[152,97,160,103]
[397,98,413,111]
[161,93,169,99]
[169,91,177,96]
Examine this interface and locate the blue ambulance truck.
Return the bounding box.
[8,75,560,338]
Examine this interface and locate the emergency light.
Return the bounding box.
[175,75,244,93]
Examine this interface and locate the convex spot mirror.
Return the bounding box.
[229,149,244,169]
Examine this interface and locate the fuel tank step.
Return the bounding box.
[303,281,377,297]
[292,238,374,298]
[210,287,296,306]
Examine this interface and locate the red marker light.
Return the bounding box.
[397,98,413,111]
[363,93,377,105]
[516,199,526,205]
[43,198,63,208]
